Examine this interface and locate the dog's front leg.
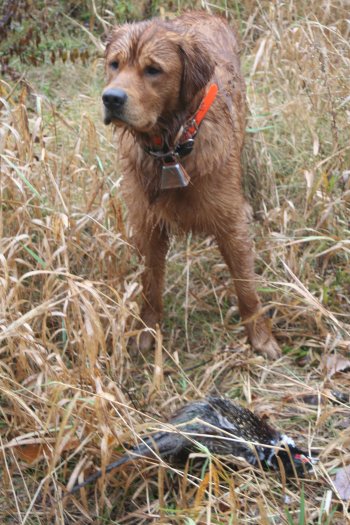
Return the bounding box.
[134,224,169,351]
[216,226,280,359]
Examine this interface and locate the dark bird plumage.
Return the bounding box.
[68,397,313,494]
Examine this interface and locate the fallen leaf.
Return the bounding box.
[322,355,350,378]
[14,439,80,465]
[333,465,350,501]
[15,444,52,464]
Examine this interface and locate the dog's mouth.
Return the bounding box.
[104,113,112,125]
[104,108,127,126]
[104,109,158,134]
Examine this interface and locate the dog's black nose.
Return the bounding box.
[102,88,127,108]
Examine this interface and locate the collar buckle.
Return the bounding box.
[175,138,195,158]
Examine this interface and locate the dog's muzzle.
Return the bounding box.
[102,88,128,125]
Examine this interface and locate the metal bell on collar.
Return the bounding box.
[160,159,190,190]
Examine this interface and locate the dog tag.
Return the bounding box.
[160,161,190,189]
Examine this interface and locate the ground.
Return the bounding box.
[0,1,349,524]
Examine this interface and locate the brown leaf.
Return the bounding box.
[333,465,350,501]
[14,439,80,465]
[15,443,52,464]
[322,354,350,378]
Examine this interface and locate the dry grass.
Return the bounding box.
[0,1,349,523]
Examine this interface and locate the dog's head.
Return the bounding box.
[102,20,215,134]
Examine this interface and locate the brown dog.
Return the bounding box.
[102,12,280,358]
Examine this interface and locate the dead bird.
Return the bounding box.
[68,397,313,494]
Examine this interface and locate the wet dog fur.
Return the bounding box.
[102,12,280,358]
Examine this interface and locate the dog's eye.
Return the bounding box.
[145,65,162,76]
[109,61,119,70]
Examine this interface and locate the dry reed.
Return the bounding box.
[0,1,349,523]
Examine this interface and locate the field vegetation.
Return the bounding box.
[0,0,349,523]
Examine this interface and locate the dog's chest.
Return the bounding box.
[120,119,239,234]
[149,184,218,235]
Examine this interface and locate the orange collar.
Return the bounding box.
[181,82,219,142]
[148,83,218,156]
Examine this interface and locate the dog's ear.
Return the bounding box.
[178,35,215,105]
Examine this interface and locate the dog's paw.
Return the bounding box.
[129,325,157,354]
[138,329,155,351]
[251,334,281,359]
[134,309,161,352]
[246,317,281,359]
